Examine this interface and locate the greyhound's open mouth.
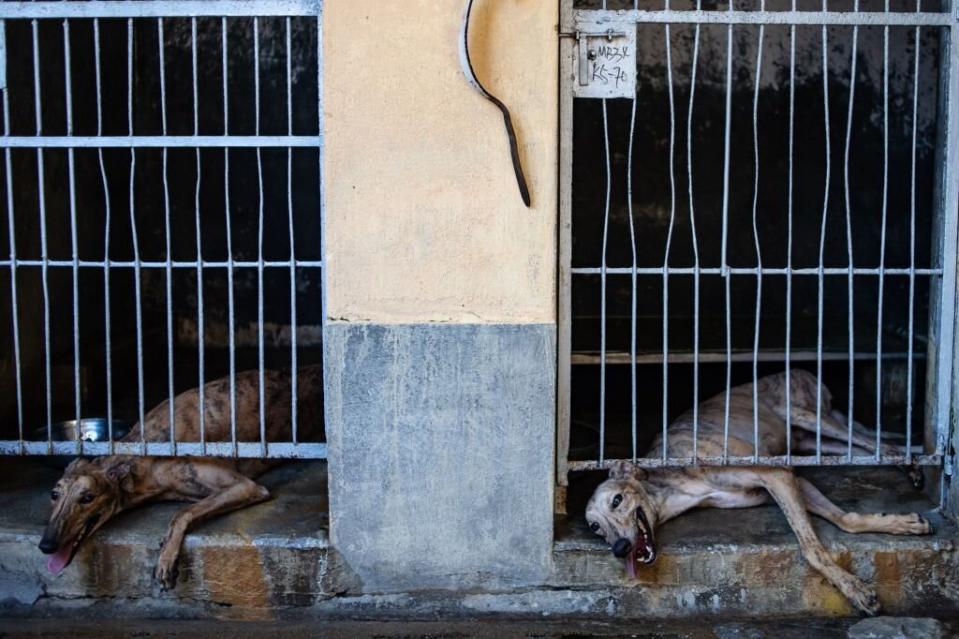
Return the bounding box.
[625,508,655,579]
[46,514,99,575]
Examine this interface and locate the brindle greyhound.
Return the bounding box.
[38,365,323,589]
[585,369,931,616]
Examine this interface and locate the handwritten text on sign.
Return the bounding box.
[572,12,637,99]
[591,45,631,89]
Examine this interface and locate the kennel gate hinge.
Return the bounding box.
[562,11,637,99]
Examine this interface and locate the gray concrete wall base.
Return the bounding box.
[323,323,556,593]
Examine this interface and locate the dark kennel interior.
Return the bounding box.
[568,0,944,463]
[0,17,324,443]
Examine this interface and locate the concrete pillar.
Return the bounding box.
[322,0,558,591]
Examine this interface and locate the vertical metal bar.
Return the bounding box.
[627,92,637,463]
[128,18,146,454]
[317,0,327,329]
[875,0,890,462]
[0,19,5,92]
[751,8,765,463]
[815,0,833,463]
[785,0,796,463]
[287,16,298,445]
[223,17,237,457]
[662,15,677,462]
[158,17,176,454]
[687,7,702,461]
[192,16,206,453]
[906,3,921,464]
[932,0,959,468]
[2,21,24,454]
[720,5,734,462]
[94,19,114,454]
[842,1,859,460]
[557,0,574,489]
[31,18,53,453]
[599,0,609,468]
[64,18,82,454]
[254,17,267,457]
[599,98,610,465]
[597,0,611,469]
[624,0,639,467]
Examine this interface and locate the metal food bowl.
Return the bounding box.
[32,418,134,469]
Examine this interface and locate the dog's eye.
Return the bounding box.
[611,494,622,509]
[50,491,59,501]
[589,522,601,533]
[79,493,94,504]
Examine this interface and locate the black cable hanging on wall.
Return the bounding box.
[459,0,531,208]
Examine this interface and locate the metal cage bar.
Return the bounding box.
[558,2,958,487]
[0,2,326,459]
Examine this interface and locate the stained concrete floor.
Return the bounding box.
[0,616,956,638]
[558,466,955,552]
[0,457,328,548]
[1,458,957,620]
[0,458,328,611]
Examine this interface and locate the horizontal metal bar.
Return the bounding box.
[0,259,322,269]
[571,349,923,365]
[625,10,951,26]
[0,440,327,458]
[568,453,942,470]
[572,266,942,276]
[0,136,320,148]
[0,1,319,20]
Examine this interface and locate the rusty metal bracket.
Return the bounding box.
[459,0,531,208]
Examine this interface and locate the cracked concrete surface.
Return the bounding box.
[0,462,956,621]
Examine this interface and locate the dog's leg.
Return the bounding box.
[794,428,924,490]
[794,436,885,457]
[155,472,270,589]
[830,410,906,443]
[825,410,924,488]
[758,469,880,615]
[796,477,931,535]
[790,407,908,459]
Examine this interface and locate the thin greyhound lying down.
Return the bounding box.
[39,365,322,589]
[586,370,930,616]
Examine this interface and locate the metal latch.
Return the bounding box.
[567,12,637,99]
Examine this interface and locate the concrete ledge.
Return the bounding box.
[1,462,956,621]
[0,459,329,618]
[553,467,959,618]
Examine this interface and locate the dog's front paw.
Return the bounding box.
[845,578,881,616]
[154,556,180,591]
[889,512,933,535]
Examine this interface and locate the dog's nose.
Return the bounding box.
[612,538,632,558]
[38,536,59,554]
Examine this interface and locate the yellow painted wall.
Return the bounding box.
[323,0,558,324]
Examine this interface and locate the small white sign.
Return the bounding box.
[572,11,637,100]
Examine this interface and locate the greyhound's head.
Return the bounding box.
[585,461,657,579]
[38,457,132,575]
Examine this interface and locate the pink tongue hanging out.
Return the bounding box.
[625,532,651,579]
[625,545,638,579]
[46,543,74,575]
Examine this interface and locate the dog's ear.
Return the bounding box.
[103,460,134,491]
[608,460,647,481]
